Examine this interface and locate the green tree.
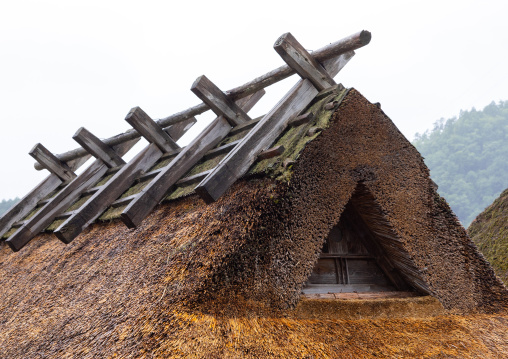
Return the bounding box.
[413,101,508,227]
[0,198,20,216]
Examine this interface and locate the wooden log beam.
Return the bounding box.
[0,175,61,238]
[33,118,195,171]
[33,30,370,170]
[120,90,265,228]
[52,114,206,243]
[274,32,335,91]
[6,138,139,251]
[0,154,90,239]
[257,145,285,161]
[30,143,77,182]
[159,30,370,121]
[288,112,314,128]
[125,107,180,153]
[195,51,354,203]
[73,127,125,168]
[191,75,251,127]
[5,116,194,250]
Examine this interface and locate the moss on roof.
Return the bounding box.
[75,86,349,224]
[249,87,348,182]
[468,188,508,284]
[1,88,507,357]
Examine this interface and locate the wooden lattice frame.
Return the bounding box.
[0,31,371,251]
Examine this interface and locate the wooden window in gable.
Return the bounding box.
[303,196,413,294]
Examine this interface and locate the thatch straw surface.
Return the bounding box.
[468,188,508,284]
[251,88,508,312]
[0,89,506,357]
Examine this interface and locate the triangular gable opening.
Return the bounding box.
[304,182,429,296]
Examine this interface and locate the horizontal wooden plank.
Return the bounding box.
[257,145,285,160]
[191,75,251,127]
[54,210,77,221]
[34,118,195,171]
[302,284,396,294]
[121,117,232,228]
[111,194,137,208]
[319,254,373,259]
[81,185,103,197]
[0,174,62,238]
[229,117,262,137]
[12,220,26,228]
[202,140,240,160]
[73,127,125,168]
[0,153,90,238]
[175,169,212,186]
[195,52,354,203]
[34,30,368,170]
[30,143,76,182]
[6,138,139,251]
[120,90,265,228]
[288,112,314,128]
[137,168,163,182]
[274,32,335,91]
[53,117,195,244]
[54,143,165,243]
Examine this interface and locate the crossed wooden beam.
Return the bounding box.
[0,31,371,252]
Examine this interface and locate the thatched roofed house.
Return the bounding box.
[469,188,508,285]
[1,31,507,358]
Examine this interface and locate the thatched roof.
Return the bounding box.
[1,87,507,357]
[468,188,508,284]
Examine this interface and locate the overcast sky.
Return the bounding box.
[1,0,507,201]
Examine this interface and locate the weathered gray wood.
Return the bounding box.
[30,143,77,182]
[229,118,261,137]
[159,31,369,122]
[120,90,265,228]
[342,204,409,291]
[120,118,230,228]
[73,127,125,168]
[111,194,137,208]
[34,31,369,170]
[82,186,103,197]
[175,169,212,186]
[165,116,197,140]
[0,154,90,238]
[288,112,314,128]
[6,138,139,251]
[0,175,61,238]
[202,140,240,160]
[137,168,163,182]
[257,145,285,160]
[195,52,353,203]
[55,143,164,243]
[302,284,396,294]
[274,32,335,91]
[54,117,196,243]
[125,107,179,152]
[54,210,77,221]
[33,118,194,170]
[5,116,195,249]
[191,75,251,127]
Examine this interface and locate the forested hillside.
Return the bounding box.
[413,101,508,227]
[0,198,19,217]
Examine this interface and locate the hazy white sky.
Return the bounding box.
[1,0,507,200]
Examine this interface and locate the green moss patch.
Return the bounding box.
[468,188,508,284]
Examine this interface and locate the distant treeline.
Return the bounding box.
[0,198,19,217]
[412,101,508,227]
